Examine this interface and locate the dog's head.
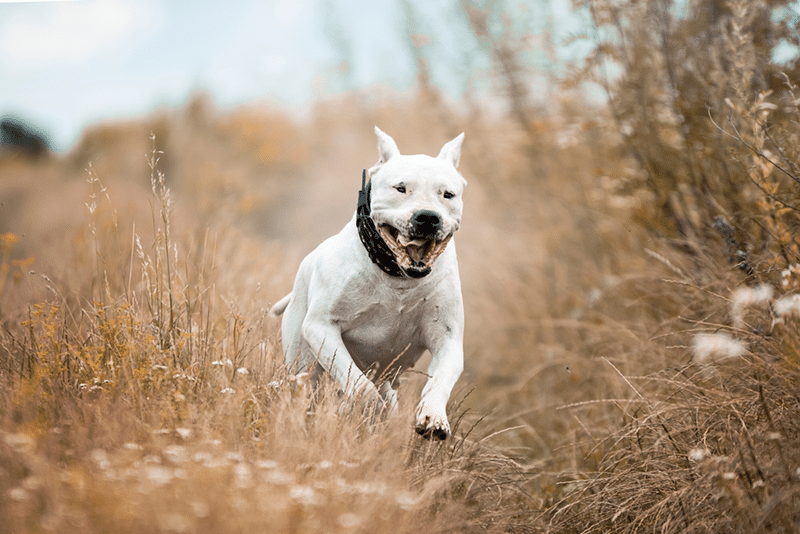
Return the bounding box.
[366,127,466,276]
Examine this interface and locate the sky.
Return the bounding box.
[0,0,589,152]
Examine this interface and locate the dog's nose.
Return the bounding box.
[410,210,442,238]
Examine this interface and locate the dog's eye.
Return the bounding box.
[394,184,406,194]
[443,191,455,200]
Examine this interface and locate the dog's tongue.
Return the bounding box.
[398,235,431,264]
[397,235,428,248]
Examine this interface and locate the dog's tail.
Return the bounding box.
[269,293,291,317]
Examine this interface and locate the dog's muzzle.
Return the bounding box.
[409,210,442,240]
[356,170,451,278]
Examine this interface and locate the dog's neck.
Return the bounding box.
[356,169,430,279]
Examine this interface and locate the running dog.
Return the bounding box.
[271,127,466,440]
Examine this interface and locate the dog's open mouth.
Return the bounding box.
[377,225,451,274]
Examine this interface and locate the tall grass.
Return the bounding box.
[0,126,539,533]
[2,0,800,531]
[534,0,800,531]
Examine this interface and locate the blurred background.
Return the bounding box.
[3,1,800,532]
[0,0,591,152]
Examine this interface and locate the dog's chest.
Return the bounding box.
[337,290,430,366]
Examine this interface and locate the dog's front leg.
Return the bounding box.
[301,317,383,407]
[415,335,464,440]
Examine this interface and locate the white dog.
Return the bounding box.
[271,127,466,440]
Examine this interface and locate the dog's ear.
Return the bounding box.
[374,126,400,165]
[437,132,465,169]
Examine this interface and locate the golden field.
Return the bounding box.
[1,1,800,532]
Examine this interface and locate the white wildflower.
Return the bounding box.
[257,459,279,470]
[620,121,634,136]
[164,445,188,464]
[555,123,581,149]
[192,452,215,467]
[8,487,31,502]
[233,463,253,489]
[21,477,41,491]
[692,333,747,364]
[191,500,210,518]
[263,469,293,485]
[175,428,192,440]
[348,481,387,496]
[220,387,235,394]
[90,449,111,472]
[781,264,800,288]
[4,433,34,453]
[731,284,773,329]
[688,448,708,462]
[172,373,196,382]
[224,451,244,463]
[189,452,210,466]
[289,485,318,505]
[145,465,173,487]
[774,293,800,319]
[395,491,419,510]
[236,367,249,376]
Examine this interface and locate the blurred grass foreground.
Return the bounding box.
[2,0,800,532]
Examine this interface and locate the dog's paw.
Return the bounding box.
[414,399,451,440]
[415,416,450,440]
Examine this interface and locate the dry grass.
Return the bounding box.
[548,249,800,533]
[0,101,548,534]
[2,1,800,532]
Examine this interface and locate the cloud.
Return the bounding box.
[0,0,160,70]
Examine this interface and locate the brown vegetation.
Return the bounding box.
[1,0,800,532]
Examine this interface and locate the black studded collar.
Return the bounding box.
[356,169,431,279]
